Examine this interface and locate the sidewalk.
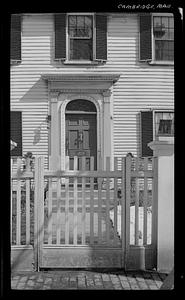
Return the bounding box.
[11,269,168,290]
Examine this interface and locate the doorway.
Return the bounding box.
[65,99,97,172]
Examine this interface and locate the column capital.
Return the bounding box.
[102,90,112,103]
[49,90,60,102]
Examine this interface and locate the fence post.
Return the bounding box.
[34,156,45,271]
[124,155,131,269]
[149,141,174,273]
[152,156,158,269]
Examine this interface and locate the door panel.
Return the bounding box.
[66,114,97,171]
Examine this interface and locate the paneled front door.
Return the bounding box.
[65,114,97,171]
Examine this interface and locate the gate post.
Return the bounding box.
[148,141,174,273]
[34,156,45,271]
[124,155,131,269]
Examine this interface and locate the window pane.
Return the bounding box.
[158,120,172,135]
[168,29,174,40]
[169,17,174,28]
[70,39,93,60]
[153,17,161,28]
[155,40,174,61]
[77,16,84,28]
[161,17,168,29]
[69,16,76,27]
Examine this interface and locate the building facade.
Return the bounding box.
[10,12,174,170]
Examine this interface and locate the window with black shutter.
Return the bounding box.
[140,111,153,157]
[11,14,21,61]
[54,13,107,62]
[139,13,174,63]
[11,112,22,156]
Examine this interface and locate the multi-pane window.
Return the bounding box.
[68,15,93,60]
[155,111,174,136]
[153,16,174,61]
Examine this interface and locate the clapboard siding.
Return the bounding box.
[10,13,174,160]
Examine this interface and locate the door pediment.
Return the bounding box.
[42,73,120,91]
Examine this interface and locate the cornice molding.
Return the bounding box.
[50,89,104,94]
[42,73,121,83]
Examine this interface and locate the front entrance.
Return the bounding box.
[65,100,97,172]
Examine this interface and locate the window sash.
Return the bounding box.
[67,14,94,61]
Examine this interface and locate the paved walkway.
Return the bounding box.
[11,269,168,290]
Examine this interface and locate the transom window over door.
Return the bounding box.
[68,15,93,60]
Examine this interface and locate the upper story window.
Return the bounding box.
[68,15,93,61]
[139,13,174,64]
[153,16,174,61]
[55,13,107,63]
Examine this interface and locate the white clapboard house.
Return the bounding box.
[10,12,174,170]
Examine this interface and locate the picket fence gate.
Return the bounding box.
[11,155,157,271]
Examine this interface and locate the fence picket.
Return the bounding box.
[26,179,30,244]
[65,156,70,244]
[121,157,125,262]
[10,159,13,244]
[135,158,139,246]
[143,158,148,245]
[48,177,52,244]
[106,157,110,244]
[81,157,86,244]
[114,157,118,243]
[98,156,102,244]
[16,179,21,245]
[73,156,78,245]
[125,156,131,268]
[90,157,94,245]
[56,178,61,244]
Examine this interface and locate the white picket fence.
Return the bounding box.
[11,155,157,270]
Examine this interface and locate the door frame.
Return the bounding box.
[59,94,102,170]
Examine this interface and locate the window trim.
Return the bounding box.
[149,13,174,65]
[66,12,95,62]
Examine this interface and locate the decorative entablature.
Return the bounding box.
[41,73,121,96]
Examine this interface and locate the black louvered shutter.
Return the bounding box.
[96,14,107,60]
[141,111,153,157]
[11,14,21,61]
[11,112,22,156]
[139,14,152,61]
[55,13,66,60]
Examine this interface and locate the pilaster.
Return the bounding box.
[49,91,60,170]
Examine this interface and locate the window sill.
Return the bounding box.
[54,59,106,65]
[148,60,174,66]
